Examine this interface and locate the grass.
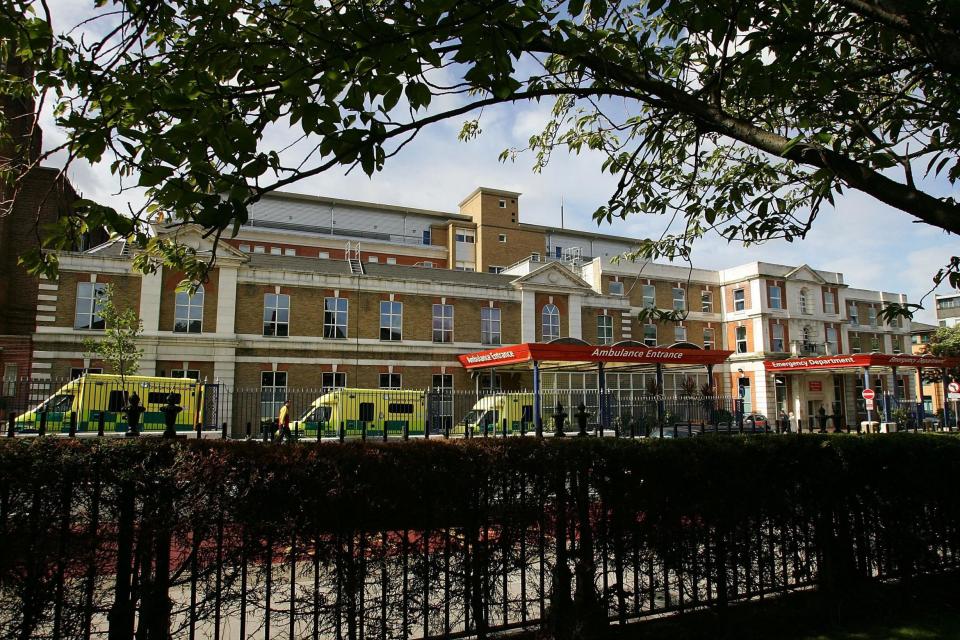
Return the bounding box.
[613,573,960,640]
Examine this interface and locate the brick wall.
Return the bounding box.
[534,293,569,341]
[727,320,755,353]
[158,267,220,334]
[724,281,752,313]
[54,271,142,330]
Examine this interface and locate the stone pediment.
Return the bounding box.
[511,262,593,292]
[155,224,248,262]
[783,264,828,285]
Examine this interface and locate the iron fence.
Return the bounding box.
[1,378,953,441]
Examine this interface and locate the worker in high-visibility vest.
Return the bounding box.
[277,400,291,443]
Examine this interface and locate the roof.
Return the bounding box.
[458,186,523,207]
[85,236,130,257]
[910,321,939,334]
[459,342,733,370]
[244,253,518,287]
[264,189,471,221]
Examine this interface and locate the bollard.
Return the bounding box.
[196,418,202,440]
[483,418,489,438]
[443,419,450,439]
[339,420,345,443]
[465,419,472,439]
[97,411,106,437]
[262,422,270,443]
[382,420,388,443]
[520,418,527,437]
[502,418,508,438]
[424,419,430,440]
[7,412,15,438]
[221,422,228,440]
[38,410,47,437]
[69,411,78,438]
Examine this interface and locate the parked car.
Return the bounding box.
[743,413,769,431]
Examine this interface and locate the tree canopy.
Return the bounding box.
[2,0,958,308]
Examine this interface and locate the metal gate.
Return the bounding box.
[202,383,220,429]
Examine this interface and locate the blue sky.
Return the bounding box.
[44,0,958,324]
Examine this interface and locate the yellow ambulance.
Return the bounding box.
[293,388,428,438]
[460,393,535,436]
[14,374,204,434]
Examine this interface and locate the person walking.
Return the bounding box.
[277,400,292,443]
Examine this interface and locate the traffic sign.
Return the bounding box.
[865,398,875,411]
[949,392,960,401]
[949,382,960,393]
[861,389,875,401]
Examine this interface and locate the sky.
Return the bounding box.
[41,0,959,324]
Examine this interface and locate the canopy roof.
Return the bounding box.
[764,353,960,372]
[458,342,733,371]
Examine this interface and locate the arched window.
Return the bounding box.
[174,286,204,333]
[799,287,810,314]
[542,304,560,341]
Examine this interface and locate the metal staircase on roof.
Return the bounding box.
[345,241,364,275]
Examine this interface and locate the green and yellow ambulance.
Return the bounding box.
[293,388,427,438]
[460,393,535,436]
[14,374,204,434]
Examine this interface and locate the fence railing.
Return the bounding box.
[0,379,951,441]
[1,436,958,640]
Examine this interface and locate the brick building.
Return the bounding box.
[16,186,919,431]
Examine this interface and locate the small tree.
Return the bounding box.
[82,283,143,384]
[920,325,960,383]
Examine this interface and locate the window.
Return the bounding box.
[850,333,861,353]
[733,288,745,312]
[868,307,877,327]
[530,252,541,262]
[701,290,713,313]
[422,230,431,245]
[270,247,282,255]
[454,261,474,271]
[263,293,290,337]
[481,307,501,345]
[736,326,748,353]
[674,324,687,342]
[455,231,475,243]
[498,199,506,208]
[801,326,811,344]
[542,304,560,341]
[826,327,838,354]
[643,324,657,347]
[74,282,106,330]
[148,391,180,405]
[768,284,782,310]
[609,281,624,296]
[848,304,859,325]
[171,369,201,380]
[368,256,379,263]
[432,304,454,343]
[421,261,434,268]
[386,257,397,265]
[771,324,785,352]
[379,373,401,389]
[70,367,102,380]
[261,371,287,420]
[239,244,251,252]
[799,288,810,314]
[597,315,613,345]
[284,248,296,256]
[672,287,686,311]
[380,301,403,341]
[498,234,507,243]
[824,290,836,314]
[642,285,656,309]
[174,286,204,333]
[323,297,348,339]
[2,363,17,396]
[870,335,881,352]
[488,266,504,274]
[252,246,266,254]
[892,335,902,354]
[703,328,715,350]
[319,251,330,259]
[554,246,562,258]
[432,374,453,390]
[322,372,346,390]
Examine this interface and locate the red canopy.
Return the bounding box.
[459,343,733,370]
[764,353,960,372]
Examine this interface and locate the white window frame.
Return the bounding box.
[75,282,107,330]
[824,290,836,314]
[263,293,290,337]
[379,373,402,389]
[643,324,657,347]
[171,369,201,380]
[674,324,687,343]
[261,371,287,420]
[672,287,686,312]
[870,335,881,352]
[481,307,501,345]
[703,328,715,350]
[609,281,624,296]
[771,324,785,352]
[642,284,656,309]
[733,288,745,312]
[736,326,748,353]
[597,315,613,345]
[323,297,348,339]
[322,372,346,390]
[868,307,877,327]
[432,304,454,343]
[701,290,712,313]
[174,286,204,334]
[319,251,330,259]
[3,363,18,395]
[826,326,838,354]
[498,233,507,243]
[799,289,809,314]
[850,333,861,353]
[849,304,859,325]
[541,304,560,341]
[768,284,782,310]
[380,300,403,341]
[270,247,282,255]
[386,257,397,265]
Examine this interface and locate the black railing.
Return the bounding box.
[0,436,958,639]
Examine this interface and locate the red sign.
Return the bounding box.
[458,343,733,370]
[808,381,823,392]
[861,389,876,401]
[764,352,960,371]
